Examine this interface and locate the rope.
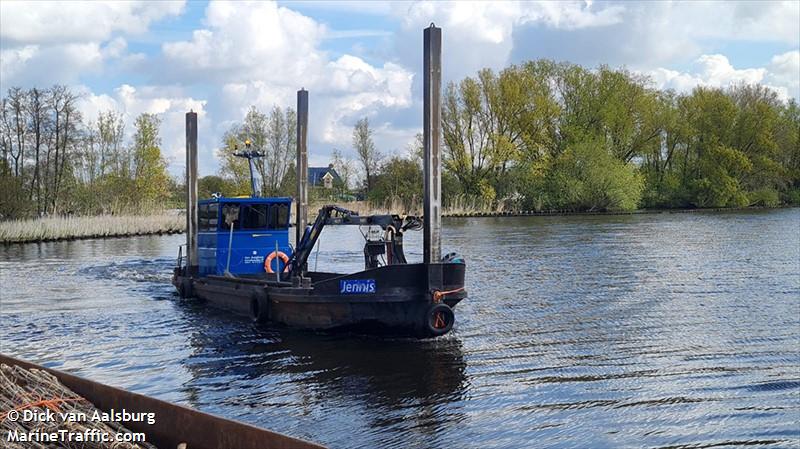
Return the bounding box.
[432,287,465,303]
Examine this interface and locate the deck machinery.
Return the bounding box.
[173,25,466,337]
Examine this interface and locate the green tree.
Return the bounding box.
[544,141,644,211]
[131,113,169,208]
[369,156,423,211]
[199,175,236,199]
[775,99,800,204]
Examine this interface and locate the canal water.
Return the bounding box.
[1,209,798,448]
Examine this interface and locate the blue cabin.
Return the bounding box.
[197,197,293,276]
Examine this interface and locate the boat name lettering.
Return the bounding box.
[339,279,376,294]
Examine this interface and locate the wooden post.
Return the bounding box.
[185,111,198,275]
[295,90,309,257]
[423,25,442,265]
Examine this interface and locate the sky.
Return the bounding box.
[1,0,798,176]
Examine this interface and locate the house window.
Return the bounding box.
[323,172,333,189]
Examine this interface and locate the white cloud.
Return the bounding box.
[766,51,800,99]
[646,52,799,101]
[687,1,799,45]
[162,1,325,84]
[392,1,624,81]
[519,1,625,30]
[76,85,208,174]
[101,38,128,59]
[0,1,185,45]
[0,1,185,88]
[160,0,414,172]
[1,42,105,87]
[0,45,38,87]
[626,1,799,64]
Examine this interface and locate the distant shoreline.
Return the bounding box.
[1,206,794,245]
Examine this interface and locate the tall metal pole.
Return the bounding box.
[423,24,442,265]
[295,89,309,253]
[185,111,199,275]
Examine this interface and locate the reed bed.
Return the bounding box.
[0,214,184,244]
[308,195,508,219]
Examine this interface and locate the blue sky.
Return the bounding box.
[1,1,798,177]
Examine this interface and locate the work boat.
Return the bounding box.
[172,25,467,337]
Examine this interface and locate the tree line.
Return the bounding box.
[0,85,173,218]
[368,60,799,211]
[2,60,798,220]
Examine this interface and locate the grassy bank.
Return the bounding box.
[0,213,185,244]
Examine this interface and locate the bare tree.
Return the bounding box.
[262,106,296,194]
[0,98,12,175]
[27,88,47,214]
[7,88,26,179]
[331,148,354,191]
[352,117,381,190]
[47,85,81,214]
[281,107,296,192]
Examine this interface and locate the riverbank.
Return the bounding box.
[2,205,793,244]
[318,201,794,218]
[0,213,184,244]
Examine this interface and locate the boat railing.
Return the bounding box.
[176,243,186,269]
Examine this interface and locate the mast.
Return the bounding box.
[232,142,263,197]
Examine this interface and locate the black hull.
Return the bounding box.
[173,263,467,338]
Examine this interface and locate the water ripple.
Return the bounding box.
[2,210,799,448]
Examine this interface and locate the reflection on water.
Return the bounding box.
[2,209,799,448]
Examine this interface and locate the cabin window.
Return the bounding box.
[208,203,219,228]
[220,203,241,230]
[199,203,219,231]
[198,204,208,231]
[241,204,269,229]
[268,203,289,229]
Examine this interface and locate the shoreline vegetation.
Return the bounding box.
[2,63,797,245]
[2,204,793,245]
[0,213,183,244]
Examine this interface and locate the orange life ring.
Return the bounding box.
[264,250,290,273]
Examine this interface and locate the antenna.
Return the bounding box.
[233,140,265,197]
